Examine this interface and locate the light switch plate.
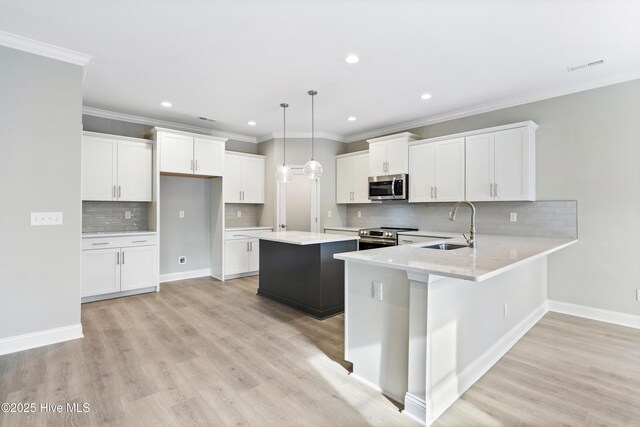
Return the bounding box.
[237,211,242,218]
[510,212,518,222]
[125,211,132,219]
[327,210,332,218]
[357,211,362,218]
[31,212,63,226]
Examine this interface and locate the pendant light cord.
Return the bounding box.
[280,103,288,166]
[309,90,317,160]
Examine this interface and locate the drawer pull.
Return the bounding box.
[92,242,109,246]
[131,240,147,243]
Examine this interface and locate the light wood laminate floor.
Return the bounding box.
[1,276,639,426]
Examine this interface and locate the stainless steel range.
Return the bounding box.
[358,226,418,250]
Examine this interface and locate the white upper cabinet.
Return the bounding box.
[409,138,464,202]
[367,132,420,176]
[82,133,152,202]
[466,124,536,201]
[336,152,370,204]
[156,129,226,177]
[117,140,153,202]
[224,152,265,204]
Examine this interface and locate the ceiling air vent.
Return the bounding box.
[567,59,605,72]
[199,116,216,122]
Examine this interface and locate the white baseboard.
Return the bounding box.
[0,324,84,356]
[349,372,405,404]
[160,269,211,283]
[403,392,428,426]
[428,301,548,425]
[548,300,640,329]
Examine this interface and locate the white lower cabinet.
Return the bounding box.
[225,238,259,276]
[82,234,158,300]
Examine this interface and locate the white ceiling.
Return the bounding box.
[1,0,639,142]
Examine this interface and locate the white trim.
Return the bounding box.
[427,301,548,425]
[257,131,347,143]
[335,150,368,159]
[82,107,256,143]
[408,121,539,146]
[223,271,259,281]
[344,69,640,143]
[0,30,92,82]
[349,372,405,404]
[548,300,640,330]
[366,132,421,144]
[0,324,83,356]
[160,269,212,283]
[402,392,428,426]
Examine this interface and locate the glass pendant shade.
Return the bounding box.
[276,164,293,182]
[303,159,323,180]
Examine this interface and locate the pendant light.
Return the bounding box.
[303,90,323,180]
[276,103,293,183]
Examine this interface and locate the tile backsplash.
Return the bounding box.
[83,201,150,233]
[347,200,577,239]
[225,203,263,228]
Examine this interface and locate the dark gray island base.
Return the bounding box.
[257,237,357,319]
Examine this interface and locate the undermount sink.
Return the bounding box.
[421,243,469,250]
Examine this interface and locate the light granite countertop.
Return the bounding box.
[334,234,577,282]
[225,226,273,231]
[241,230,359,245]
[82,230,157,238]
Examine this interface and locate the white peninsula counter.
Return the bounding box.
[243,231,359,319]
[334,234,576,425]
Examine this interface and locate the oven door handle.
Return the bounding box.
[358,238,396,246]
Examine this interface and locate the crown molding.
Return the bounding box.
[344,69,640,143]
[257,131,347,143]
[0,30,92,82]
[82,107,257,143]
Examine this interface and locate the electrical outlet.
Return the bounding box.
[503,303,509,318]
[237,211,242,218]
[179,210,185,218]
[510,212,518,222]
[178,256,187,265]
[327,210,332,218]
[30,212,63,226]
[125,211,132,219]
[372,281,383,301]
[358,210,362,218]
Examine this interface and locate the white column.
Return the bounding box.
[403,271,431,425]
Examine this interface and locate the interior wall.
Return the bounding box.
[348,79,640,316]
[159,176,212,275]
[259,137,348,230]
[0,46,83,339]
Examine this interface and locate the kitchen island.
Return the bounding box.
[334,233,576,425]
[245,231,358,319]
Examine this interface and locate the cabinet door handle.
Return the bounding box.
[118,185,121,198]
[116,252,119,265]
[249,242,253,251]
[195,160,198,171]
[121,251,125,264]
[131,240,147,243]
[490,183,493,197]
[494,183,498,198]
[92,242,109,246]
[430,187,434,198]
[434,186,438,199]
[112,185,116,199]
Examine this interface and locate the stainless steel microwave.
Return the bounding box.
[368,174,408,200]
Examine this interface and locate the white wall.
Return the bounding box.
[0,47,83,341]
[347,79,640,317]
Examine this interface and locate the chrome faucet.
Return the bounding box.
[449,201,477,248]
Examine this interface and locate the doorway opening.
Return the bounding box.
[276,166,320,232]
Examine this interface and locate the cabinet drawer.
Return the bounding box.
[82,234,157,250]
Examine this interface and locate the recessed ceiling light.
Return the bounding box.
[347,116,357,121]
[160,101,172,107]
[248,121,256,126]
[420,93,432,100]
[345,55,359,64]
